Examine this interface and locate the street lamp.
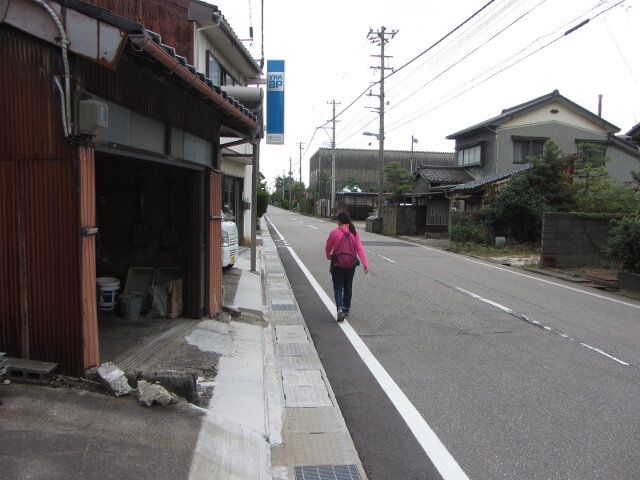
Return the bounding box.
[363,131,381,140]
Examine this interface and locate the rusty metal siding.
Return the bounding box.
[0,161,21,358]
[0,158,83,375]
[0,28,71,160]
[209,170,222,316]
[0,28,83,375]
[87,0,195,63]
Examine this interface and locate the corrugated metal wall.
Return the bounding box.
[0,158,83,374]
[87,0,195,63]
[0,28,84,374]
[0,28,71,159]
[0,161,22,357]
[209,170,222,315]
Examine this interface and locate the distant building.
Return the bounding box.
[309,148,455,194]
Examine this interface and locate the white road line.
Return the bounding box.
[282,236,470,480]
[375,253,396,263]
[406,242,640,310]
[579,343,630,366]
[455,287,630,367]
[309,225,318,230]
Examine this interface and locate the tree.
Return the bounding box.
[573,143,637,214]
[481,139,574,243]
[383,162,414,204]
[574,143,610,196]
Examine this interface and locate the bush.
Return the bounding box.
[482,174,548,243]
[608,215,640,273]
[450,213,489,243]
[257,189,269,218]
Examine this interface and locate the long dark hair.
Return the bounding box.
[337,210,356,236]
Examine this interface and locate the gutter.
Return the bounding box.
[128,33,257,131]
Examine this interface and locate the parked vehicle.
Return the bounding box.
[221,212,238,270]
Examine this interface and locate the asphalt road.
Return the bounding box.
[265,207,640,480]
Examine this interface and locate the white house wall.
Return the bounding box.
[220,156,246,177]
[500,101,610,134]
[193,25,245,86]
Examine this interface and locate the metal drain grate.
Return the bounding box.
[272,303,297,311]
[295,465,361,480]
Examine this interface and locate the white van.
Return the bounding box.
[221,212,238,270]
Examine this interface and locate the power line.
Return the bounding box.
[310,0,498,135]
[386,0,548,117]
[301,0,625,158]
[386,0,497,81]
[386,0,627,133]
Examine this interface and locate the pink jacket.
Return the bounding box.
[325,224,368,269]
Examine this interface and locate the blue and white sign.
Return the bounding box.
[266,60,285,145]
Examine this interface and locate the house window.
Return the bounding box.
[207,51,222,86]
[457,144,481,166]
[513,138,546,163]
[206,51,238,87]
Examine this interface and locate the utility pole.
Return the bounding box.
[296,141,304,210]
[288,157,293,210]
[327,100,340,216]
[367,26,397,215]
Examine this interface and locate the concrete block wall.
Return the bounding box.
[541,212,612,267]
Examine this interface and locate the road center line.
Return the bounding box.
[405,242,640,310]
[455,287,630,367]
[266,217,469,480]
[373,252,395,263]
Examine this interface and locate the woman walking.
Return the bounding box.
[325,211,369,322]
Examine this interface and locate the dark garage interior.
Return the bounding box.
[95,154,206,320]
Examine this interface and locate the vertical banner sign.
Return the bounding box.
[266,60,285,145]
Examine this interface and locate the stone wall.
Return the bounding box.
[541,212,612,267]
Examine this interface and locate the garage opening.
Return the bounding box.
[95,153,206,324]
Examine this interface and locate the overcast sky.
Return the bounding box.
[212,0,639,190]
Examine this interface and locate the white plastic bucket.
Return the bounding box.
[97,277,120,311]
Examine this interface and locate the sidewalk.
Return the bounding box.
[0,218,366,480]
[260,219,366,480]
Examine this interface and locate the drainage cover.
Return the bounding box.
[272,303,297,311]
[295,465,361,480]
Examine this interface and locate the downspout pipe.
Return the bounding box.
[33,0,72,136]
[128,33,257,130]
